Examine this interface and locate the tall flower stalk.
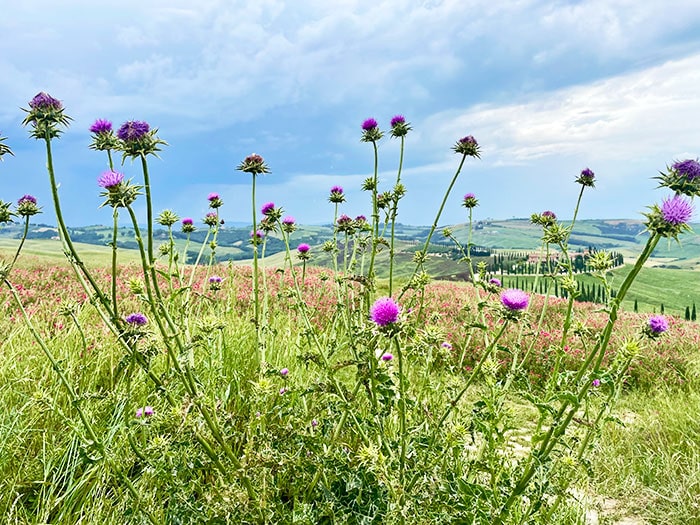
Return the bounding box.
[360,118,383,307]
[23,93,116,320]
[237,153,270,366]
[400,135,480,301]
[388,115,410,296]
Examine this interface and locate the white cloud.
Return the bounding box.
[425,52,700,166]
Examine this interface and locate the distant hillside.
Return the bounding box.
[1,218,698,270]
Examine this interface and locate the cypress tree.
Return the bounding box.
[692,303,697,321]
[685,306,691,321]
[634,299,638,313]
[660,303,665,314]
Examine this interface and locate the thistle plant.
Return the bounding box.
[387,115,411,296]
[4,93,699,524]
[237,153,271,368]
[401,135,481,303]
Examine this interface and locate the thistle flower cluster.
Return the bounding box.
[117,120,167,159]
[329,185,345,204]
[360,118,383,143]
[125,312,148,326]
[462,193,479,209]
[281,216,296,233]
[250,230,265,246]
[22,92,72,139]
[156,209,179,227]
[370,297,401,326]
[644,194,694,239]
[655,159,700,197]
[208,192,223,209]
[296,243,311,260]
[587,250,614,272]
[208,275,223,291]
[389,115,411,138]
[97,170,139,208]
[15,194,40,217]
[453,135,481,158]
[335,214,355,234]
[531,210,557,227]
[203,212,220,227]
[499,288,529,320]
[237,153,270,175]
[89,119,119,151]
[575,167,596,187]
[259,202,283,233]
[181,217,195,233]
[642,315,669,339]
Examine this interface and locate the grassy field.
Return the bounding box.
[1,247,699,523]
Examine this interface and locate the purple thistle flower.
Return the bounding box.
[355,215,367,223]
[542,210,556,220]
[381,353,394,361]
[489,278,502,287]
[362,118,378,131]
[329,185,345,204]
[661,195,694,225]
[311,419,319,428]
[251,230,265,239]
[673,159,700,180]
[97,170,124,189]
[29,92,62,110]
[208,192,220,201]
[591,379,601,387]
[390,115,405,128]
[117,120,150,142]
[209,276,222,284]
[125,312,148,326]
[279,387,288,395]
[389,114,411,138]
[280,367,289,377]
[500,289,529,311]
[17,195,37,205]
[370,297,401,326]
[648,315,669,334]
[182,218,193,225]
[462,193,479,209]
[441,342,453,350]
[237,153,270,175]
[261,202,275,215]
[297,243,310,254]
[282,216,295,226]
[453,135,481,157]
[90,119,112,134]
[576,167,596,187]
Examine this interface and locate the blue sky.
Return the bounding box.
[2,0,700,228]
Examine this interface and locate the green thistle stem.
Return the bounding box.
[494,232,661,523]
[10,216,30,270]
[400,153,468,300]
[44,135,115,320]
[139,154,155,265]
[388,136,405,297]
[366,140,380,304]
[111,207,119,320]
